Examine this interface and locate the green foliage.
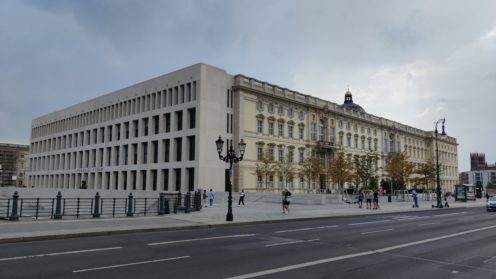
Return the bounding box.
[385,152,414,190]
[352,151,379,189]
[299,153,324,190]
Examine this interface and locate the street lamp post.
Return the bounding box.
[281,145,286,191]
[433,118,446,208]
[215,136,247,222]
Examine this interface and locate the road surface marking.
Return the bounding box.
[274,225,337,233]
[361,229,393,235]
[147,234,256,246]
[226,224,496,279]
[348,220,392,226]
[265,239,321,247]
[72,256,189,273]
[265,240,305,247]
[0,247,122,262]
[483,255,496,263]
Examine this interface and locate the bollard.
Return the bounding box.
[159,193,166,215]
[126,193,134,217]
[184,192,191,213]
[194,190,202,211]
[53,191,63,219]
[9,191,19,221]
[93,192,101,218]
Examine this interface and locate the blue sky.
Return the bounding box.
[1,0,495,171]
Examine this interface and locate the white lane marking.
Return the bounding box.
[483,255,496,263]
[265,239,321,247]
[0,247,122,262]
[147,234,256,246]
[265,240,305,247]
[361,229,393,235]
[226,224,496,279]
[419,222,439,226]
[274,225,338,233]
[72,256,189,273]
[396,216,429,221]
[348,220,392,226]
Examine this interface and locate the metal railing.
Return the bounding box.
[0,190,203,221]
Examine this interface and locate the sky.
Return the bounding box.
[0,0,495,171]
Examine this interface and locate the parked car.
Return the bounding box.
[486,197,496,212]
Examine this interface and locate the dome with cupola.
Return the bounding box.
[341,89,365,113]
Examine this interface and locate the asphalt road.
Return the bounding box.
[1,207,496,279]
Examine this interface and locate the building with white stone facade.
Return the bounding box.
[27,63,459,193]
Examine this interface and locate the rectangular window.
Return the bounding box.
[188,136,195,161]
[115,146,120,166]
[153,115,159,134]
[116,124,121,141]
[174,137,182,161]
[132,143,138,164]
[299,127,304,140]
[175,111,183,131]
[330,127,335,145]
[133,120,139,137]
[143,118,149,136]
[106,147,111,166]
[278,149,284,162]
[187,168,194,191]
[257,120,263,134]
[163,139,170,162]
[124,122,130,139]
[124,145,128,165]
[299,151,304,163]
[188,108,196,129]
[288,126,293,139]
[164,113,171,133]
[162,169,169,191]
[268,148,274,161]
[152,140,158,163]
[142,142,148,164]
[257,147,263,160]
[278,123,283,137]
[268,122,274,135]
[107,125,112,142]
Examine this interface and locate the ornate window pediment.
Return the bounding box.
[256,114,265,120]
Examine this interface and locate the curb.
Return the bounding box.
[0,205,482,244]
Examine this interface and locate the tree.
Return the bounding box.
[352,151,379,189]
[278,159,298,190]
[252,149,278,191]
[413,161,436,190]
[299,153,323,192]
[384,152,415,190]
[328,147,353,197]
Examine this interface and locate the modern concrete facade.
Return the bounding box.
[28,63,459,193]
[0,143,29,187]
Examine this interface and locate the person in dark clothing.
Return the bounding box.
[238,189,245,206]
[373,190,380,209]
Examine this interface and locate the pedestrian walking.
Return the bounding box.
[282,189,292,214]
[366,191,373,209]
[373,190,380,209]
[358,190,364,209]
[208,189,215,207]
[238,189,245,206]
[202,189,208,207]
[412,189,419,208]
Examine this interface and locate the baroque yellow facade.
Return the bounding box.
[232,75,458,193]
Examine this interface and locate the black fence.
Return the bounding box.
[0,191,202,221]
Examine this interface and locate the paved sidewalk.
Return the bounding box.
[0,196,486,243]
